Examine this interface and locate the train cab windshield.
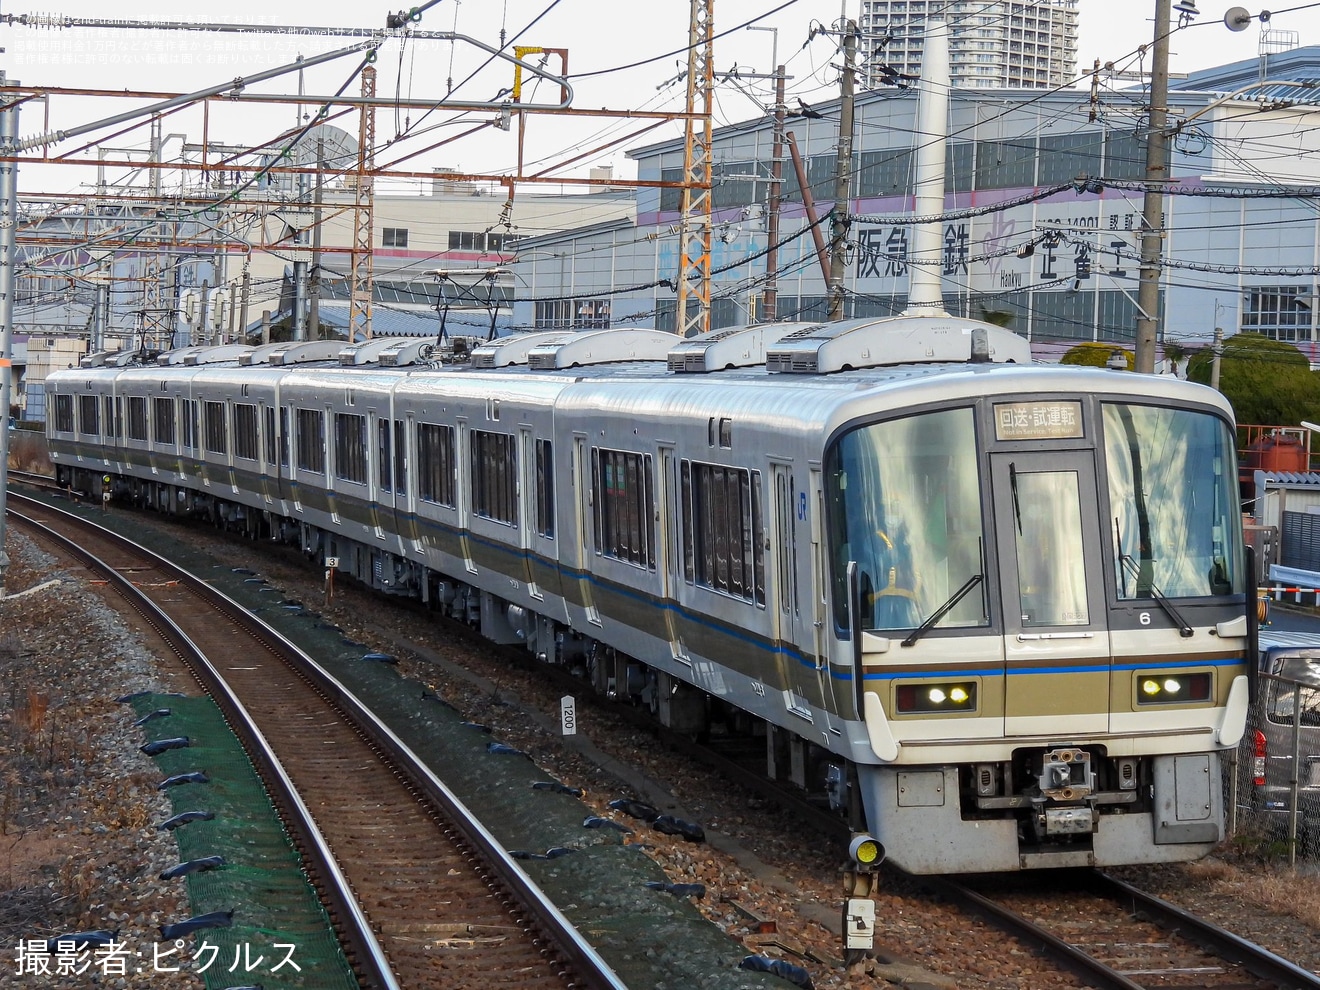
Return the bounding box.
[1101,403,1243,600]
[826,400,1243,636]
[825,407,987,632]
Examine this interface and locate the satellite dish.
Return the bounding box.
[1224,6,1251,31]
[289,124,361,172]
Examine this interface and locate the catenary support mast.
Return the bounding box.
[676,0,715,337]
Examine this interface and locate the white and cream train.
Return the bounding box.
[45,317,1254,873]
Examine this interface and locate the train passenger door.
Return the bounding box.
[770,462,810,701]
[399,414,418,552]
[457,419,475,574]
[990,451,1112,735]
[784,468,834,712]
[571,434,599,624]
[770,463,798,648]
[518,427,538,594]
[367,411,386,542]
[657,446,686,659]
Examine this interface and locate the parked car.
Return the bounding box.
[1250,633,1320,852]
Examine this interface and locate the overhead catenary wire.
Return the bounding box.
[17,2,1320,340]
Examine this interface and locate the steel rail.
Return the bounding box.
[7,498,400,990]
[1089,871,1320,989]
[8,492,629,990]
[919,876,1147,990]
[6,468,65,496]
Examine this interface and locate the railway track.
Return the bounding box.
[6,466,65,496]
[12,472,1320,989]
[920,871,1320,990]
[6,491,625,990]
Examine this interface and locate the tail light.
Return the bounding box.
[1253,729,1267,786]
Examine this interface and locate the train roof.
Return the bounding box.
[45,319,1235,424]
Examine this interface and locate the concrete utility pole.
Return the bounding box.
[827,20,858,322]
[762,64,786,323]
[0,76,18,598]
[93,278,110,352]
[1210,325,1224,389]
[197,278,210,345]
[293,170,309,342]
[238,265,251,345]
[1135,0,1173,374]
[787,132,833,287]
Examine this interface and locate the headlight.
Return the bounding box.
[1136,671,1211,704]
[895,681,977,714]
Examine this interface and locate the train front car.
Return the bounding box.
[830,361,1249,873]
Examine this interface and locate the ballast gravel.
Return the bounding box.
[0,532,199,989]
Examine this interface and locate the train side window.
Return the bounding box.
[153,397,175,446]
[279,408,290,467]
[203,401,227,455]
[681,459,764,606]
[180,399,195,448]
[102,396,119,440]
[334,413,367,483]
[393,419,407,494]
[416,422,456,507]
[127,396,148,441]
[378,419,393,492]
[52,394,73,433]
[50,394,71,434]
[78,394,99,438]
[295,408,324,473]
[234,404,259,461]
[591,447,655,570]
[535,439,555,539]
[263,406,276,465]
[470,429,517,525]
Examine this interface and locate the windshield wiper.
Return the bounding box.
[1118,553,1193,637]
[1009,462,1022,534]
[903,574,984,648]
[1114,518,1129,598]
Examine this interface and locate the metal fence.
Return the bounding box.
[1223,670,1320,864]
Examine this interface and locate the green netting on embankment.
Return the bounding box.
[132,693,357,990]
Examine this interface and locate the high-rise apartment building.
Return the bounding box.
[860,0,1078,89]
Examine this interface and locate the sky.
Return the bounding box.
[2,0,1317,197]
